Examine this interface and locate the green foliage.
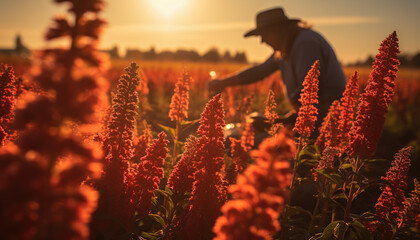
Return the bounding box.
[139,187,191,239]
[321,221,372,240]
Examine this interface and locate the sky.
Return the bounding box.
[0,0,420,64]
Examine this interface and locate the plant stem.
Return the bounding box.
[306,193,322,239]
[288,137,303,204]
[331,205,336,222]
[319,181,330,229]
[172,121,180,167]
[343,156,360,223]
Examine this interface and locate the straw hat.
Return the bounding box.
[244,7,300,37]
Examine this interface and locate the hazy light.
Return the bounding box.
[149,0,188,19]
[209,70,217,79]
[307,16,380,26]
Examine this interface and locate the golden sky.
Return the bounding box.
[1,0,420,64]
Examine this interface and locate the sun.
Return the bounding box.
[149,0,188,19]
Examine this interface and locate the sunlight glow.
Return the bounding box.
[149,0,188,19]
[209,71,217,79]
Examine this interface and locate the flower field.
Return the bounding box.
[0,1,420,240]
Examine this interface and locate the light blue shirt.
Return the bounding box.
[237,29,346,119]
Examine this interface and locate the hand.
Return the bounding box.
[208,78,226,95]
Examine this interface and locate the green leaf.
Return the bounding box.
[364,158,387,164]
[151,197,167,217]
[332,192,347,200]
[299,158,320,168]
[322,221,348,240]
[284,205,313,219]
[180,119,200,128]
[157,124,176,140]
[309,233,323,240]
[140,230,163,240]
[340,163,352,169]
[350,221,373,240]
[174,139,184,152]
[316,168,344,186]
[324,197,346,212]
[154,189,174,216]
[154,188,173,199]
[164,186,174,195]
[294,176,315,188]
[298,144,319,160]
[148,213,166,229]
[357,212,382,223]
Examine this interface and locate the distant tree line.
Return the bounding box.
[347,52,420,68]
[106,46,248,63]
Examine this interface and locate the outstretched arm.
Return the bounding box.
[208,52,280,93]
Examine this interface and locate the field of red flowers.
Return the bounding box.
[1,1,420,240]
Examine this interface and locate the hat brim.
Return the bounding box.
[244,19,301,38]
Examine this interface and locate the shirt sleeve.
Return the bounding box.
[288,39,325,102]
[236,52,280,85]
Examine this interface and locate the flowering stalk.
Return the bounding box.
[0,65,17,145]
[225,137,249,184]
[315,100,341,151]
[0,0,107,239]
[343,156,362,223]
[399,179,420,228]
[169,71,192,166]
[96,63,140,227]
[367,146,412,237]
[132,132,169,216]
[348,32,399,159]
[213,129,295,240]
[290,60,320,193]
[307,147,341,237]
[343,32,400,226]
[133,123,152,160]
[185,94,227,239]
[167,135,198,195]
[265,90,281,135]
[312,148,341,182]
[293,60,320,143]
[241,122,254,150]
[239,95,253,129]
[166,135,198,238]
[338,71,359,150]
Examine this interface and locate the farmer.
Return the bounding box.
[208,7,346,130]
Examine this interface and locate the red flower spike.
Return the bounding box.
[400,179,420,227]
[133,126,152,160]
[265,90,279,125]
[239,96,253,119]
[185,94,227,239]
[102,62,140,159]
[169,71,192,122]
[214,128,295,240]
[230,137,249,175]
[315,100,341,151]
[241,122,255,151]
[370,146,412,236]
[338,72,359,149]
[348,32,399,158]
[0,65,17,145]
[133,132,169,216]
[293,60,320,142]
[312,147,341,182]
[0,0,108,238]
[167,135,198,195]
[96,63,141,226]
